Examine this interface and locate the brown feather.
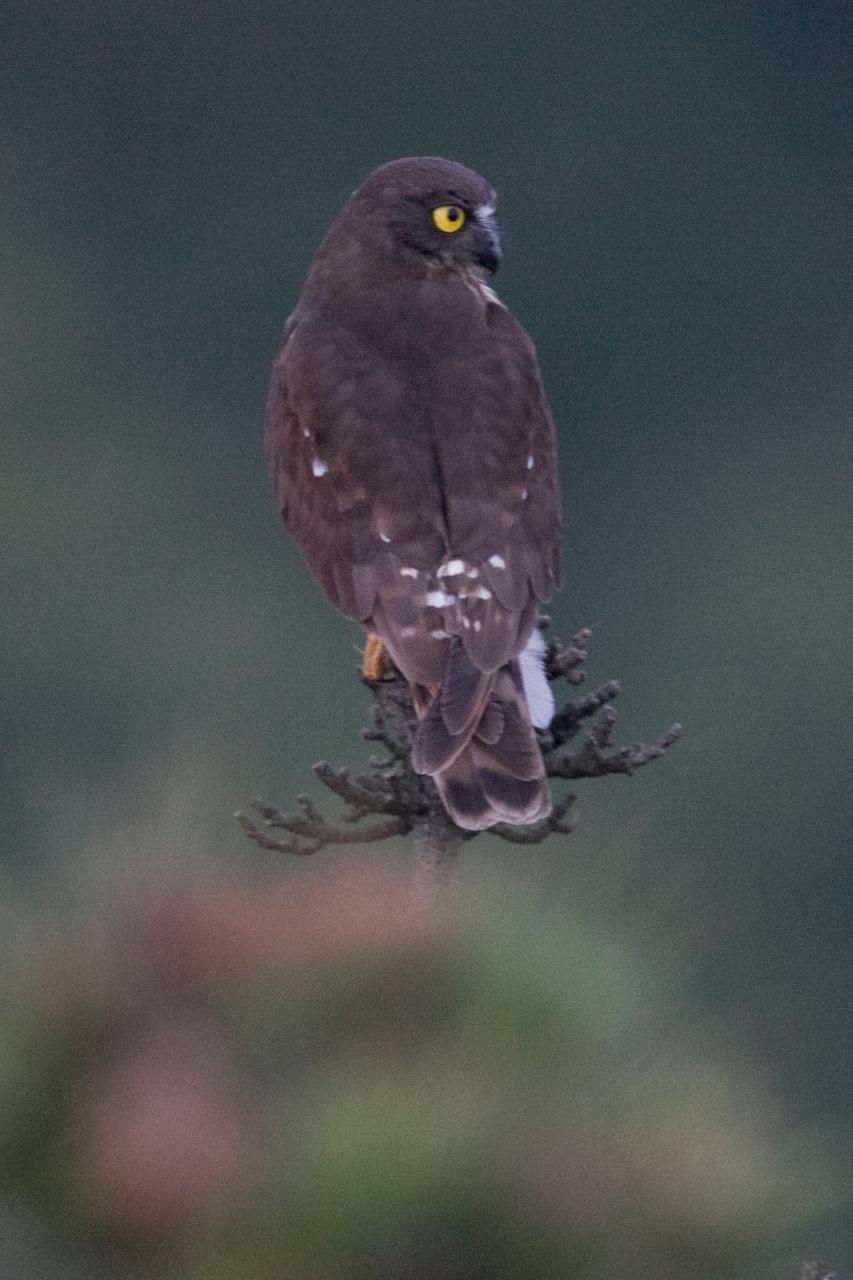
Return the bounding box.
[474,697,505,746]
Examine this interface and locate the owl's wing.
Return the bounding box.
[264,310,447,627]
[265,295,560,687]
[424,297,562,671]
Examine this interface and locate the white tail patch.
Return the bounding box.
[519,629,554,729]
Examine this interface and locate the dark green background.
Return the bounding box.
[2,0,851,1266]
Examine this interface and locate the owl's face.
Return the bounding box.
[386,184,502,275]
[349,157,502,276]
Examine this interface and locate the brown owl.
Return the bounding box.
[265,157,562,829]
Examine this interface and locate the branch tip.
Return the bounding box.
[240,625,678,859]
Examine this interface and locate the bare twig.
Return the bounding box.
[237,793,411,856]
[547,704,682,780]
[546,625,592,684]
[544,679,623,750]
[239,627,679,880]
[412,791,464,905]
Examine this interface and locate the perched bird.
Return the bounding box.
[265,157,562,830]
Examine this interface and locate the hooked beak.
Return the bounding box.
[472,210,501,275]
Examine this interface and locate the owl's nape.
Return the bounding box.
[264,157,562,830]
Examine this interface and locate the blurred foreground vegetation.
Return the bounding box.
[0,859,837,1279]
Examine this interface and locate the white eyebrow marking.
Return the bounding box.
[438,558,465,577]
[430,628,450,639]
[488,554,506,569]
[425,590,454,608]
[379,532,391,543]
[400,566,419,578]
[476,202,496,219]
[312,458,328,477]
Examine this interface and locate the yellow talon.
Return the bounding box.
[362,632,390,680]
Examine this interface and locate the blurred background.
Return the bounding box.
[2,1,851,1275]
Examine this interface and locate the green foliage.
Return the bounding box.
[0,868,833,1278]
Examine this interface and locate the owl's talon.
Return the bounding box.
[362,632,391,680]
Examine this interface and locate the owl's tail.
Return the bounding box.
[411,643,551,831]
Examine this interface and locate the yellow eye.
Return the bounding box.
[432,204,466,233]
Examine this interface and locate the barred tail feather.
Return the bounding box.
[412,657,551,831]
[434,746,550,831]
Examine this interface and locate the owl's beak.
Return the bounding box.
[472,215,501,275]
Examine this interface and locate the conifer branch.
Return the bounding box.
[237,627,679,866]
